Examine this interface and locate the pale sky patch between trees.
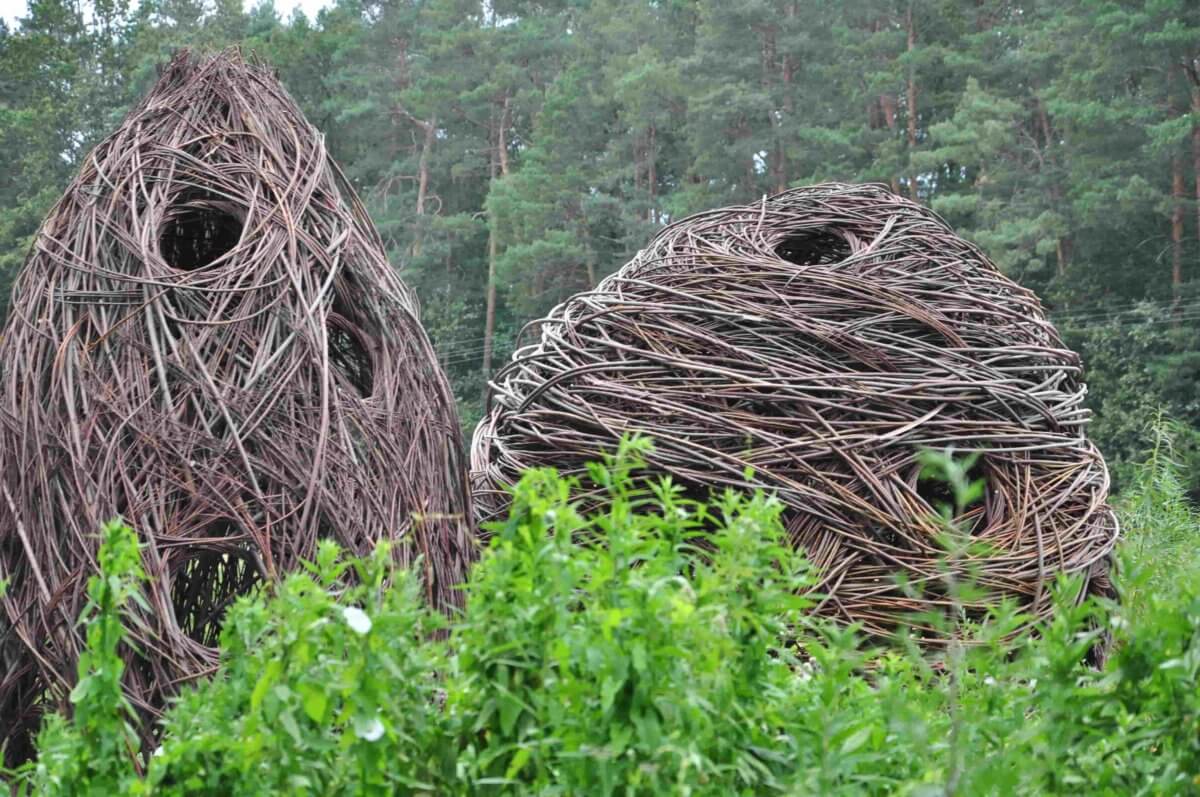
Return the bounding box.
[0,0,332,25]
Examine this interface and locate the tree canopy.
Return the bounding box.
[0,0,1197,489]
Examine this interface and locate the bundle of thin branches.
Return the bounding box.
[472,183,1117,649]
[0,50,473,763]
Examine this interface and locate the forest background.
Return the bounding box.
[1,0,1198,494]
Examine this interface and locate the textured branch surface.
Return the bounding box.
[0,50,473,762]
[472,183,1117,645]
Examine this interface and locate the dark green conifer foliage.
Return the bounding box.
[0,0,1197,486]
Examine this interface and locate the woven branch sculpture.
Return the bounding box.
[472,183,1118,646]
[0,51,472,762]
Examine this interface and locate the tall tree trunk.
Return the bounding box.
[1035,96,1071,277]
[865,16,900,193]
[761,23,787,194]
[633,137,642,194]
[394,36,433,260]
[481,98,508,404]
[1193,89,1200,270]
[410,114,435,260]
[414,116,435,216]
[776,4,796,194]
[879,93,898,129]
[481,224,498,405]
[880,91,900,193]
[1193,87,1200,265]
[1186,59,1200,268]
[1169,66,1184,315]
[647,123,657,223]
[743,118,756,194]
[1172,152,1185,310]
[497,95,511,178]
[905,2,919,202]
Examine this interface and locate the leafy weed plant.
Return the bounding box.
[6,436,1200,795]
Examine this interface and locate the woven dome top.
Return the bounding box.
[472,182,1117,644]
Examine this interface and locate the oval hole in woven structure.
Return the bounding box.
[0,654,41,769]
[169,521,262,648]
[774,230,852,266]
[328,313,375,398]
[915,456,988,526]
[158,191,242,271]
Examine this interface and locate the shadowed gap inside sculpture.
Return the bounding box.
[169,520,263,648]
[775,230,852,265]
[915,455,988,530]
[159,190,243,270]
[328,312,375,398]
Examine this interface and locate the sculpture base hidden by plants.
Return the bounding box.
[11,439,1200,796]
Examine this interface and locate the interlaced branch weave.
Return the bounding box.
[472,183,1118,645]
[0,50,472,762]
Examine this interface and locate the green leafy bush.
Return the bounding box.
[447,438,811,792]
[1118,414,1200,620]
[140,542,451,795]
[7,436,1200,795]
[29,519,146,796]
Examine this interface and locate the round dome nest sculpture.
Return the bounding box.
[0,50,472,762]
[472,183,1118,645]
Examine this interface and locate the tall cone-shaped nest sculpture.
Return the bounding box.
[473,183,1118,643]
[0,50,472,761]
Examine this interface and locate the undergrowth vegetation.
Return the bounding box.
[7,434,1200,795]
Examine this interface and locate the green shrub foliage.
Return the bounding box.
[8,437,1200,795]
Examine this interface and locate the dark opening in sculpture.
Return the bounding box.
[159,191,244,270]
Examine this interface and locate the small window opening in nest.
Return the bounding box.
[916,457,988,524]
[775,230,852,266]
[170,522,262,648]
[159,192,242,270]
[328,314,374,398]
